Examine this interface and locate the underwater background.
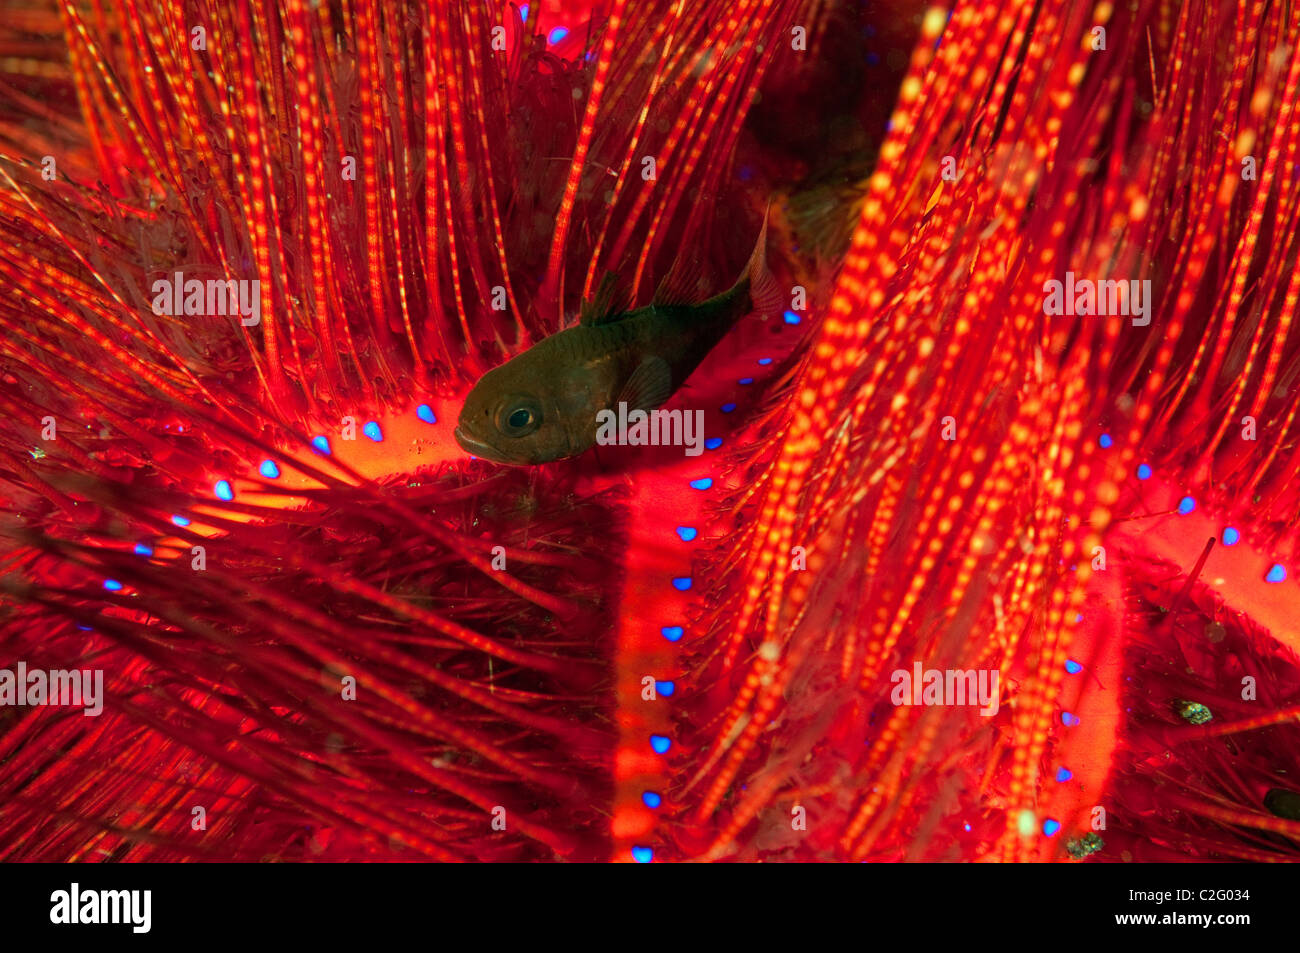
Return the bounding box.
[1,0,1300,863]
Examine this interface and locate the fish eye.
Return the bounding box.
[496,396,542,437]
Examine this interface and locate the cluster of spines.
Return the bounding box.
[675,0,1300,861]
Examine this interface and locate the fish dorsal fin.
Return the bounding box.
[580,272,628,326]
[741,202,783,319]
[617,355,673,411]
[652,202,776,309]
[652,250,710,308]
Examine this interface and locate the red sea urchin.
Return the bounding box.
[0,0,802,861]
[673,0,1300,862]
[0,0,1298,867]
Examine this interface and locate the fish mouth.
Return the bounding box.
[453,425,510,464]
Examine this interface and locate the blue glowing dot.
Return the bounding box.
[171,515,191,527]
[520,4,528,22]
[76,624,93,631]
[661,625,684,642]
[1137,463,1152,480]
[963,823,971,832]
[721,402,737,413]
[650,735,671,754]
[642,791,662,809]
[1062,712,1080,727]
[631,846,653,863]
[1222,527,1240,545]
[258,459,280,479]
[655,680,675,697]
[1056,767,1073,782]
[103,579,123,592]
[548,26,569,43]
[1266,564,1287,583]
[312,435,331,455]
[672,577,692,591]
[690,477,713,490]
[1099,433,1113,448]
[705,437,722,450]
[214,480,234,501]
[134,543,153,557]
[417,404,437,424]
[758,357,773,365]
[1074,613,1083,622]
[783,310,801,325]
[1065,659,1083,674]
[1043,818,1061,837]
[1178,496,1196,514]
[363,420,383,442]
[676,526,698,542]
[738,377,754,385]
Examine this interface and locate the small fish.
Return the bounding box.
[455,215,782,465]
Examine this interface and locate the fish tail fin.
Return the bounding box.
[741,201,783,319]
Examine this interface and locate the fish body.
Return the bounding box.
[455,218,780,465]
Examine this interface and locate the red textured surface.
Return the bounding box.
[1,0,1299,864]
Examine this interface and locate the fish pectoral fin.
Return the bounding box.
[617,355,674,411]
[579,272,628,326]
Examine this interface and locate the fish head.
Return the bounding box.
[454,346,601,465]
